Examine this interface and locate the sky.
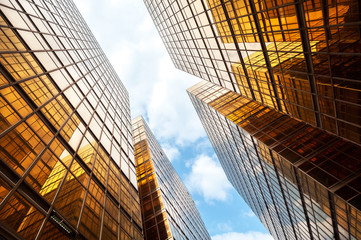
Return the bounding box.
[73,0,273,239]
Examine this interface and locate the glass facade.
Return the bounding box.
[145,0,361,238]
[144,0,361,145]
[132,116,211,240]
[188,81,361,240]
[0,0,142,239]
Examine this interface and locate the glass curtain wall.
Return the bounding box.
[132,116,211,240]
[188,81,361,240]
[0,1,142,239]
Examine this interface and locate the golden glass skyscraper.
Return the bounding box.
[144,0,361,239]
[132,116,211,240]
[188,81,361,240]
[0,1,142,239]
[144,0,361,144]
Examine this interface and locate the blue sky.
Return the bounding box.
[73,0,273,239]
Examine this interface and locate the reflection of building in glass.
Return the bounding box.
[188,81,361,240]
[144,0,361,145]
[132,116,211,240]
[0,1,142,239]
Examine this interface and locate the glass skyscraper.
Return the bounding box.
[188,81,361,240]
[132,116,211,240]
[144,0,361,239]
[0,1,142,239]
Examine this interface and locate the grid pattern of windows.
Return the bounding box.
[188,81,361,240]
[0,0,142,239]
[144,0,361,146]
[132,116,211,240]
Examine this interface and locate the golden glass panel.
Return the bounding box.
[41,96,80,143]
[206,0,357,42]
[120,210,132,235]
[79,193,102,240]
[257,141,273,165]
[133,228,143,240]
[68,162,89,188]
[158,219,172,240]
[230,42,321,126]
[107,170,120,198]
[0,191,45,240]
[0,95,21,129]
[0,53,36,81]
[0,177,11,202]
[26,114,53,144]
[318,96,335,117]
[39,220,71,240]
[0,17,26,51]
[39,160,67,202]
[120,185,131,215]
[102,211,118,240]
[60,116,81,144]
[88,179,104,205]
[0,121,45,175]
[338,121,361,145]
[335,195,361,239]
[50,139,67,159]
[206,0,256,43]
[145,225,159,240]
[20,76,57,107]
[93,154,108,186]
[17,206,45,239]
[133,136,173,240]
[0,27,17,52]
[42,98,69,126]
[105,196,118,220]
[132,202,142,227]
[25,149,61,192]
[119,228,131,240]
[0,72,8,86]
[1,86,32,118]
[54,174,86,226]
[40,144,96,225]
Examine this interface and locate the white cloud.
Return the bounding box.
[107,0,123,6]
[216,223,233,232]
[137,17,155,34]
[185,154,232,203]
[147,55,205,145]
[212,231,274,240]
[161,143,180,162]
[243,209,256,218]
[73,0,92,19]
